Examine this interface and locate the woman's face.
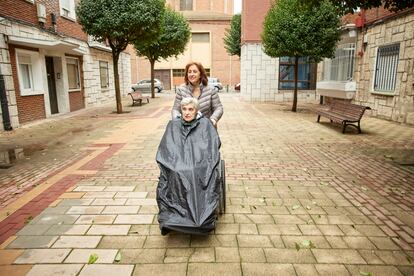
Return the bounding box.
[187,65,201,85]
[181,104,197,122]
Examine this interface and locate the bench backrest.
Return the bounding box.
[329,101,369,120]
[129,91,143,99]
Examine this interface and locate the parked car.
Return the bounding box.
[208,77,223,92]
[235,83,240,91]
[131,78,164,93]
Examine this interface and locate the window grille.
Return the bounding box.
[180,0,193,10]
[99,61,109,89]
[67,58,80,90]
[374,44,399,92]
[323,43,355,81]
[192,33,210,43]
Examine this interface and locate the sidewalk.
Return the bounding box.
[0,91,413,275]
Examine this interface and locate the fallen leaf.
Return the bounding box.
[361,186,368,191]
[88,253,98,264]
[359,271,372,276]
[24,216,33,224]
[301,240,311,247]
[306,205,311,210]
[292,205,300,210]
[114,251,122,262]
[295,242,300,251]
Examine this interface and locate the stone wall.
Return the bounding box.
[240,43,278,102]
[354,12,414,125]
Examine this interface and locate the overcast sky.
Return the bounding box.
[234,0,242,14]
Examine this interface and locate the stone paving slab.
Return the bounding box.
[27,264,83,276]
[52,236,101,248]
[78,264,134,276]
[64,249,118,263]
[14,249,71,264]
[7,236,58,249]
[0,264,32,275]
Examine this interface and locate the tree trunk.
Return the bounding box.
[112,51,122,114]
[292,56,298,112]
[150,59,155,99]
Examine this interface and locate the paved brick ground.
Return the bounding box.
[0,91,413,275]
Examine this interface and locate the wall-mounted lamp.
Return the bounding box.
[348,29,357,38]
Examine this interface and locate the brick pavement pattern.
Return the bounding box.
[0,92,414,275]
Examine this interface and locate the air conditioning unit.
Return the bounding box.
[37,3,47,23]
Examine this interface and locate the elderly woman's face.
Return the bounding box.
[181,104,197,122]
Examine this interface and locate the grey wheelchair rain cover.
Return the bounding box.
[156,117,221,235]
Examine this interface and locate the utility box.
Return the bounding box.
[37,3,47,23]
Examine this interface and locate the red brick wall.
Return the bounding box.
[242,0,273,43]
[69,91,84,111]
[0,0,87,41]
[9,45,46,124]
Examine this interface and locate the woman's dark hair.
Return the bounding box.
[184,62,208,86]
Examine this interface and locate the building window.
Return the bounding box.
[60,0,76,20]
[66,58,80,91]
[192,33,210,43]
[99,61,109,89]
[180,0,193,10]
[322,43,355,81]
[16,50,43,96]
[279,57,317,90]
[374,44,400,92]
[173,69,185,77]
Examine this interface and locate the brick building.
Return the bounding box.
[131,0,240,90]
[318,7,414,124]
[240,0,318,103]
[240,0,414,125]
[0,0,131,130]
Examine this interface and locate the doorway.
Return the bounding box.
[45,57,59,114]
[154,70,171,90]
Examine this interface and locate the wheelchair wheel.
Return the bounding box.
[219,159,226,214]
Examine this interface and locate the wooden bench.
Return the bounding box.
[315,100,371,133]
[128,91,149,106]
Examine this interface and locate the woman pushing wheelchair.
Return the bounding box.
[155,62,225,235]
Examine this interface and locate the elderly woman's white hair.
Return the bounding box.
[180,97,199,110]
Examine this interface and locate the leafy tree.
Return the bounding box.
[133,8,191,98]
[300,0,414,14]
[76,0,164,113]
[224,14,241,57]
[262,0,340,112]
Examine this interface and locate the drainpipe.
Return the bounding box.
[0,74,13,131]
